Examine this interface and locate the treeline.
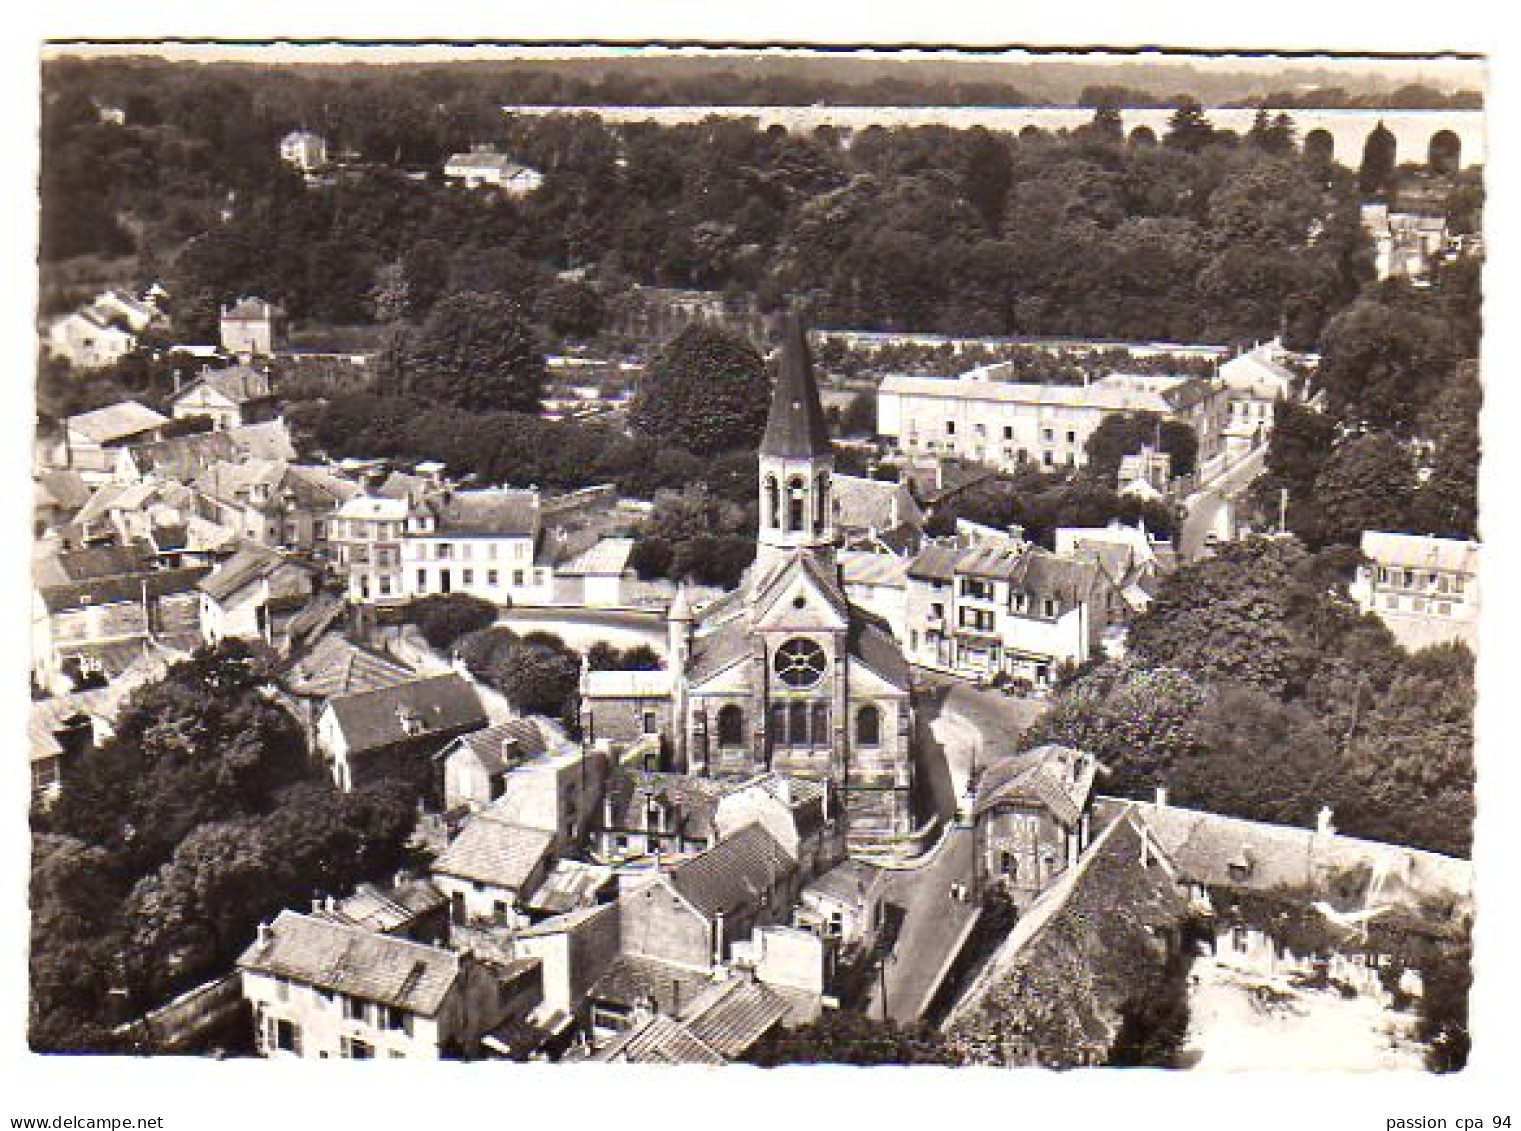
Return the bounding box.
[44,57,1430,349]
[1028,537,1475,857]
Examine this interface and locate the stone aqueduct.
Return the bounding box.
[501,104,1485,169]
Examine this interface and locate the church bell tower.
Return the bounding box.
[756,311,835,577]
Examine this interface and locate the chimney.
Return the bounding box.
[1155,786,1168,809]
[257,922,274,945]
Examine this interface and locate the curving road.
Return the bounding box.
[1180,445,1267,561]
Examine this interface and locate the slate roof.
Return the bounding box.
[760,312,831,460]
[595,1013,725,1065]
[678,975,791,1058]
[907,542,961,583]
[582,668,676,698]
[433,814,555,892]
[838,549,910,589]
[283,634,414,699]
[847,614,912,690]
[35,469,92,513]
[515,900,618,940]
[428,489,540,538]
[325,673,486,755]
[178,365,274,406]
[35,543,154,585]
[669,823,796,919]
[66,402,167,445]
[557,536,635,577]
[830,474,914,533]
[237,910,462,1016]
[199,544,316,603]
[122,431,240,480]
[686,618,755,686]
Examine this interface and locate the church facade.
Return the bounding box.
[582,315,917,847]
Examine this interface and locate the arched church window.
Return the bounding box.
[789,702,809,747]
[811,703,830,746]
[787,477,806,533]
[856,704,881,747]
[764,475,780,530]
[717,704,745,747]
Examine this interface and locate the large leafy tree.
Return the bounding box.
[457,627,583,731]
[407,290,546,414]
[1083,411,1199,482]
[1315,300,1456,432]
[629,323,771,458]
[1310,432,1418,548]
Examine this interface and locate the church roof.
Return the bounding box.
[687,616,755,686]
[847,613,913,691]
[759,312,832,460]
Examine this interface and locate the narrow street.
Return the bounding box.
[1180,445,1267,560]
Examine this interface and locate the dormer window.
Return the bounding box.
[397,706,426,736]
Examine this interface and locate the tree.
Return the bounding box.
[1127,537,1313,697]
[537,278,605,341]
[407,290,546,414]
[962,129,1013,232]
[628,483,757,588]
[1409,361,1480,540]
[1315,301,1456,432]
[457,628,582,730]
[1359,122,1398,196]
[628,323,770,457]
[1311,433,1417,548]
[586,642,662,671]
[1163,98,1214,153]
[746,1011,959,1066]
[407,593,500,652]
[1083,411,1198,483]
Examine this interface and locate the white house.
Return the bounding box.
[403,488,555,606]
[238,910,533,1060]
[443,149,544,195]
[55,402,168,480]
[1350,531,1479,651]
[1219,343,1300,458]
[219,297,287,356]
[170,365,279,431]
[46,309,138,370]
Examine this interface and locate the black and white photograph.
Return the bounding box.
[6,5,1515,1127]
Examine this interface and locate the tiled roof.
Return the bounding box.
[515,900,618,940]
[1361,531,1479,575]
[838,549,909,588]
[226,420,297,462]
[123,431,240,480]
[199,544,315,603]
[432,814,554,892]
[686,617,754,686]
[28,687,120,761]
[524,860,616,916]
[907,542,960,582]
[179,365,274,406]
[237,910,461,1016]
[38,565,210,614]
[975,744,1096,828]
[325,673,486,755]
[803,858,886,907]
[595,1013,725,1065]
[848,614,912,690]
[429,489,540,538]
[760,312,832,460]
[669,823,795,919]
[603,768,733,841]
[446,717,552,775]
[35,543,154,585]
[318,879,448,933]
[588,955,715,1015]
[678,975,790,1058]
[222,296,283,320]
[66,401,167,445]
[831,474,913,532]
[35,469,92,513]
[283,634,414,699]
[557,536,635,577]
[583,668,675,698]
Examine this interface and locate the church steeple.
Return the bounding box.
[756,311,835,574]
[760,311,833,461]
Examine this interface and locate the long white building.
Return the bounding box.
[876,366,1228,474]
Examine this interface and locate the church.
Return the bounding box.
[581,314,918,848]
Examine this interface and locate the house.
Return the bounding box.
[973,744,1099,909]
[431,807,558,927]
[32,556,208,694]
[197,544,324,651]
[510,902,622,1018]
[170,365,280,431]
[312,877,451,945]
[45,290,161,370]
[1350,531,1479,651]
[34,469,94,533]
[193,459,359,556]
[1219,343,1299,458]
[1053,520,1170,623]
[523,860,618,920]
[403,488,554,607]
[56,402,167,479]
[592,767,732,862]
[316,672,488,793]
[794,858,888,953]
[903,535,1116,687]
[1116,444,1172,495]
[837,549,911,642]
[67,479,236,567]
[219,297,287,356]
[456,743,609,855]
[878,367,1229,474]
[443,149,544,195]
[1362,203,1450,285]
[554,537,635,608]
[278,632,416,740]
[113,421,297,484]
[279,129,329,172]
[593,973,792,1063]
[829,473,925,552]
[28,685,128,805]
[238,910,536,1060]
[330,494,410,605]
[439,717,556,813]
[712,773,836,879]
[616,823,801,974]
